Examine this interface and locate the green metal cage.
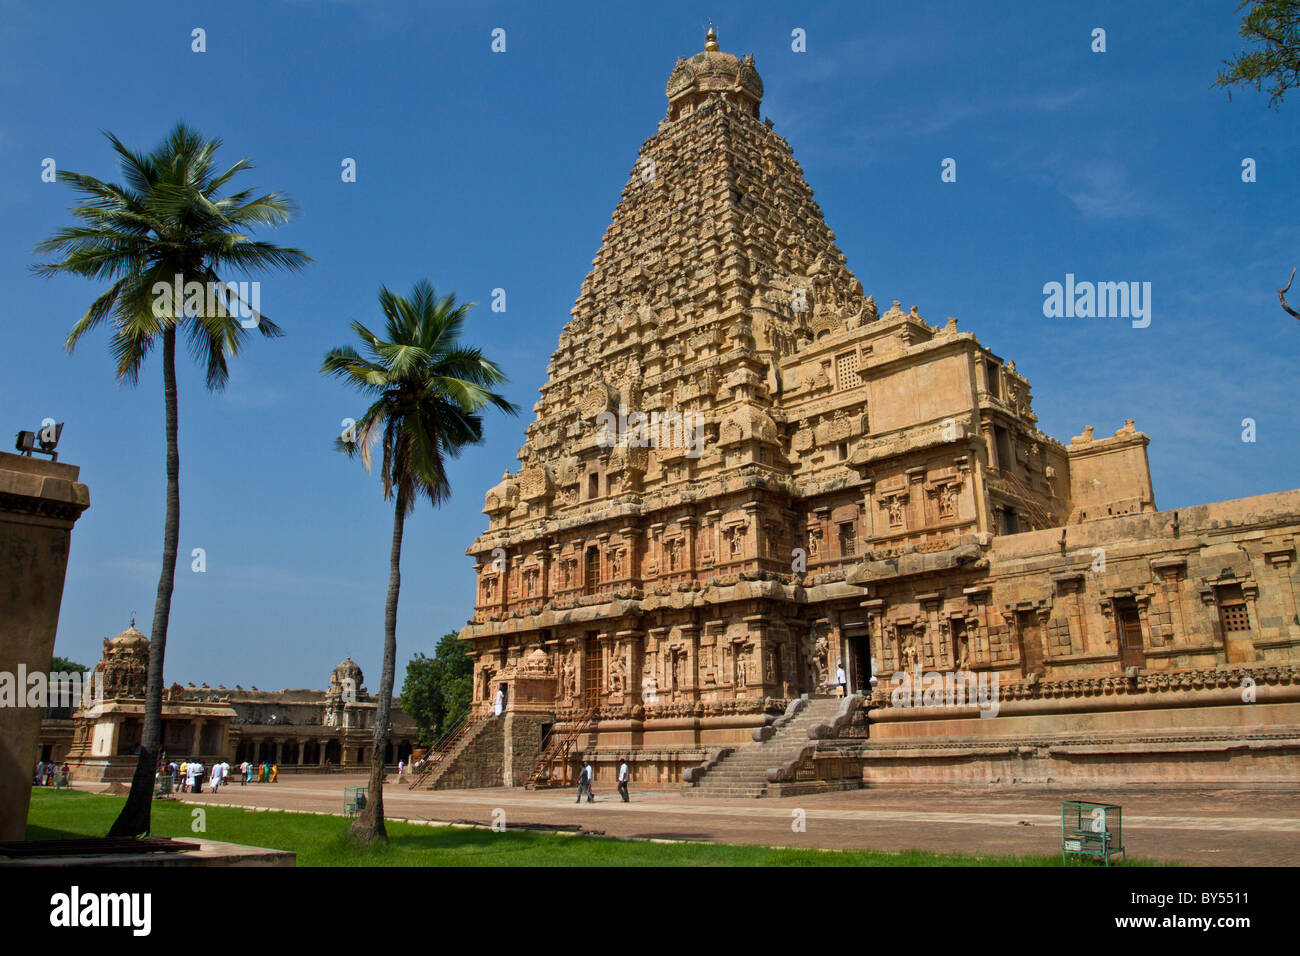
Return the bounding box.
[1061,800,1125,866]
[344,786,367,818]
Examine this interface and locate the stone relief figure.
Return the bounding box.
[956,632,971,671]
[609,648,626,696]
[736,648,748,688]
[814,633,829,687]
[558,656,575,702]
[884,496,906,528]
[905,629,921,670]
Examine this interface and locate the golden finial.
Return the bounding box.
[705,23,718,52]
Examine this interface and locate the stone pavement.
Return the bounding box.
[86,777,1300,866]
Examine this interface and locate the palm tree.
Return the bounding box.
[34,123,310,836]
[321,280,517,844]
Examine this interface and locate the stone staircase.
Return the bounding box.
[409,715,496,790]
[685,695,847,798]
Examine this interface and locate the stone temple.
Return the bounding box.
[43,624,418,780]
[427,31,1300,795]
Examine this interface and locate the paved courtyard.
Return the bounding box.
[79,776,1300,865]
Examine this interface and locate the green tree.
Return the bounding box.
[321,280,517,844]
[1215,0,1300,108]
[401,632,473,748]
[34,123,309,836]
[48,656,88,674]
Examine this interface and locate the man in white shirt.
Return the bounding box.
[836,664,847,696]
[617,759,630,803]
[575,760,595,803]
[239,761,249,786]
[494,686,504,718]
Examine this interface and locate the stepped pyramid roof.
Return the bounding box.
[495,30,884,534]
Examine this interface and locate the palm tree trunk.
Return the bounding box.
[351,484,406,843]
[108,325,180,837]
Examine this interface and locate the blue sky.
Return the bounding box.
[2,1,1295,690]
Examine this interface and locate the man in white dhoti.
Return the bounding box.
[494,686,504,717]
[209,762,221,792]
[184,761,197,793]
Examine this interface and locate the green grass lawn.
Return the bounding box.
[25,789,1149,866]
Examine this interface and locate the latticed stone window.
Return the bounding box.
[839,521,856,556]
[1217,584,1250,631]
[836,352,860,390]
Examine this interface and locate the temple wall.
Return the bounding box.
[0,451,89,840]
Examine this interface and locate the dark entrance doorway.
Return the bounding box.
[1115,598,1145,669]
[847,633,871,695]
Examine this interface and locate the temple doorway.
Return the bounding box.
[846,633,871,695]
[1115,598,1145,669]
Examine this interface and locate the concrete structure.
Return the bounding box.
[56,632,419,782]
[445,31,1300,793]
[0,450,90,840]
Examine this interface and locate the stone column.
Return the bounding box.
[620,527,642,578]
[742,500,761,562]
[191,719,203,754]
[0,451,90,841]
[859,480,875,541]
[981,420,999,471]
[680,516,698,572]
[703,510,722,564]
[648,522,664,576]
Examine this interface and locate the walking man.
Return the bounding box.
[575,760,594,803]
[836,662,847,697]
[617,758,630,803]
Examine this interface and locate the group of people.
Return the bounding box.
[160,758,279,793]
[238,760,279,785]
[575,758,631,804]
[33,760,69,787]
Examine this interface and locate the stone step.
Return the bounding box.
[687,698,850,795]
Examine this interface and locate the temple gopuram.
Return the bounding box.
[437,30,1300,795]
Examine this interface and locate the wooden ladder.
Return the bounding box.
[524,707,599,789]
[406,712,482,791]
